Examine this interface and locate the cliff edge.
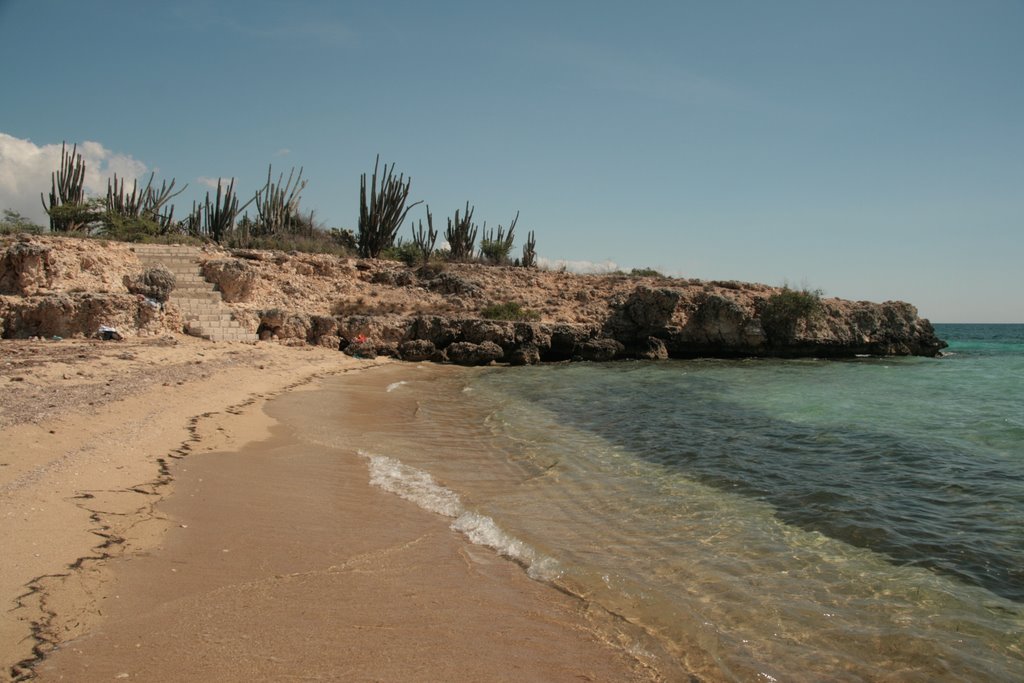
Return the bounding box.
[0,235,947,362]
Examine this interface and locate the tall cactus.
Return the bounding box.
[202,178,254,243]
[40,142,88,232]
[357,155,422,258]
[410,205,437,264]
[520,230,537,268]
[445,202,478,261]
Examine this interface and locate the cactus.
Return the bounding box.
[357,155,422,258]
[410,205,437,264]
[104,172,185,235]
[254,165,308,237]
[40,142,89,232]
[444,202,478,261]
[520,230,537,268]
[480,211,518,264]
[202,178,255,242]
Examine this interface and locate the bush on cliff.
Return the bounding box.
[760,286,823,341]
[481,301,541,322]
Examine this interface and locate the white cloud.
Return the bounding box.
[197,176,229,189]
[537,257,620,274]
[274,148,291,157]
[0,132,147,225]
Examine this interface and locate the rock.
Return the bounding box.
[343,340,377,359]
[509,343,541,366]
[411,315,462,348]
[0,292,179,339]
[446,341,504,366]
[399,339,437,362]
[371,269,415,287]
[0,240,57,294]
[461,319,515,347]
[256,309,312,341]
[123,265,176,302]
[201,259,258,303]
[546,324,592,361]
[427,272,481,297]
[635,336,669,360]
[580,338,624,361]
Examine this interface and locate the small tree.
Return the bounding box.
[357,156,422,258]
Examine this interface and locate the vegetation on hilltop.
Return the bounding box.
[19,143,540,268]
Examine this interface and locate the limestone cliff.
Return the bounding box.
[0,235,946,361]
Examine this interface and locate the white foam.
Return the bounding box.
[358,450,559,580]
[385,380,409,393]
[453,511,561,581]
[361,451,462,517]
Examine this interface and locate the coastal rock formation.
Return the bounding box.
[0,292,181,339]
[0,235,946,357]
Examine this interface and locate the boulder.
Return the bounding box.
[580,338,624,361]
[399,339,437,362]
[446,341,504,366]
[201,259,258,302]
[635,336,669,360]
[343,340,377,359]
[509,343,541,366]
[123,265,176,302]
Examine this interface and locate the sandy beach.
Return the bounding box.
[1,338,660,682]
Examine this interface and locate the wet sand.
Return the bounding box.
[30,363,659,682]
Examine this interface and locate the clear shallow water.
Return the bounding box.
[342,324,1024,681]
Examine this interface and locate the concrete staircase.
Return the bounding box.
[131,243,257,343]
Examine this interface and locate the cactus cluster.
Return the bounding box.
[358,156,423,258]
[254,165,308,237]
[444,202,478,261]
[40,142,88,232]
[105,172,185,235]
[480,211,518,264]
[192,178,255,243]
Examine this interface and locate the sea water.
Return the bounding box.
[348,324,1024,681]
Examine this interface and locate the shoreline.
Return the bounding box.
[2,339,665,682]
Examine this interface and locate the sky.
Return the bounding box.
[1,0,1021,322]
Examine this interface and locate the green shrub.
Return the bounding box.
[629,267,663,277]
[480,301,541,321]
[761,286,823,341]
[0,209,45,235]
[380,240,421,266]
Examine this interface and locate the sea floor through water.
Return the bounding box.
[307,324,1024,681]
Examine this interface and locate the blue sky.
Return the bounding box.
[1,0,1021,322]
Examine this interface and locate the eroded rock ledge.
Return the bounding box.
[0,235,946,360]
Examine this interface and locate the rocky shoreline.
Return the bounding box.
[1,234,947,362]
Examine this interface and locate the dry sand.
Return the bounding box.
[1,338,662,682]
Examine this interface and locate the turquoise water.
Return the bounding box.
[345,324,1024,681]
